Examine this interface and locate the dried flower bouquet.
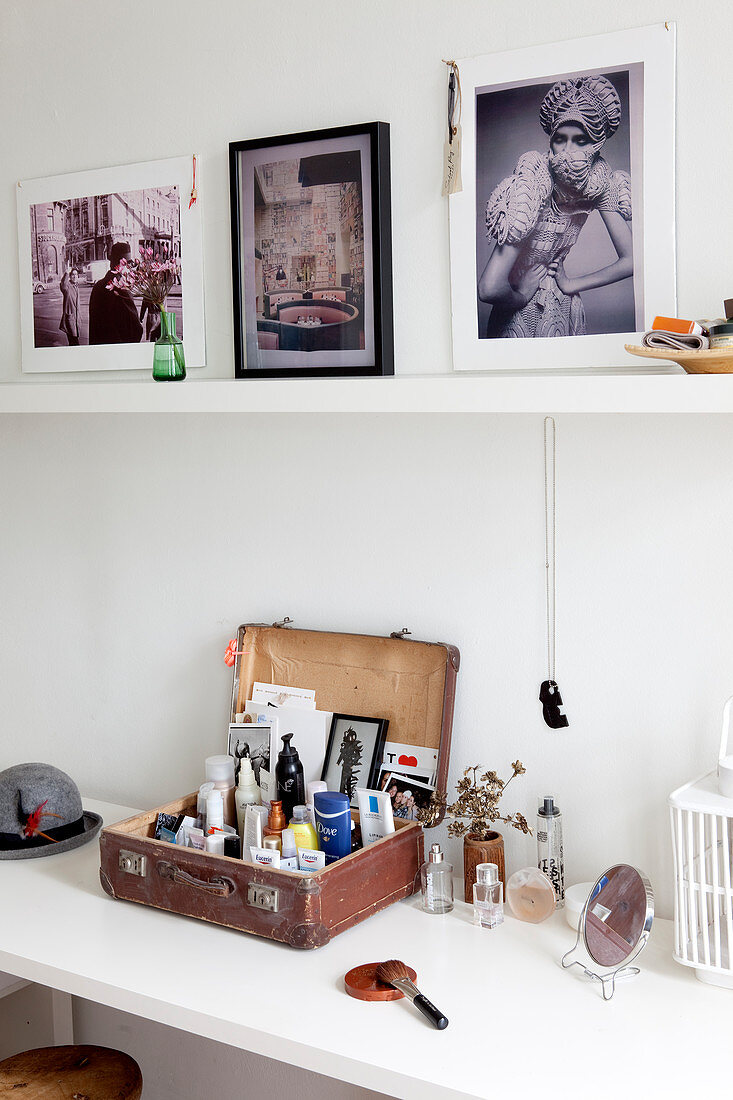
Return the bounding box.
[419,760,531,838]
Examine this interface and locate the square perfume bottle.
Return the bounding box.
[473,862,504,929]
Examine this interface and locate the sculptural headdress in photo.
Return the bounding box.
[539,75,622,148]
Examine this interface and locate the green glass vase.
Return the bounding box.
[152,309,186,382]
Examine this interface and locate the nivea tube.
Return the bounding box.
[356,787,396,846]
[313,791,351,864]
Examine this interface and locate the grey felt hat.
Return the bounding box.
[0,762,103,859]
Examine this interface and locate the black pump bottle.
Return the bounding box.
[275,733,305,821]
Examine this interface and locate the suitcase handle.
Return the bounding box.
[157,860,235,897]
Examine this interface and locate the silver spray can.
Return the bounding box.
[537,795,564,908]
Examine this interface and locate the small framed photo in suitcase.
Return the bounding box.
[321,713,389,807]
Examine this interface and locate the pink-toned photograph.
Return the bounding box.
[230,123,393,378]
[30,185,182,349]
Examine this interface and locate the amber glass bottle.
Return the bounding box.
[263,799,286,842]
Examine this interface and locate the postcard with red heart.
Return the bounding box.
[382,742,438,785]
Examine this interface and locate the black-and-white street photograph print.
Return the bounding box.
[17,155,206,374]
[29,186,182,349]
[476,66,641,341]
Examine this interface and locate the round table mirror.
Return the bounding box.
[583,864,654,967]
[562,863,654,999]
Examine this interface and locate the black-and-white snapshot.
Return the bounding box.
[228,723,271,785]
[476,66,642,340]
[29,186,182,349]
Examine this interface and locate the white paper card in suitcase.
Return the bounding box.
[251,682,316,710]
[245,701,331,786]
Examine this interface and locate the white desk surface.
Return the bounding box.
[0,799,730,1099]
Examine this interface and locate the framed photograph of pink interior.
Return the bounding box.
[17,154,205,373]
[449,23,676,372]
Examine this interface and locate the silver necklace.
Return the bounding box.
[540,416,569,729]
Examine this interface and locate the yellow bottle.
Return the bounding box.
[289,805,319,850]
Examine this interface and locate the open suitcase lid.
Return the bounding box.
[230,621,459,825]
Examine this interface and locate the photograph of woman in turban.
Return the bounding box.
[477,71,636,340]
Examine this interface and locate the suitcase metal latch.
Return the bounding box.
[247,883,279,912]
[119,850,147,877]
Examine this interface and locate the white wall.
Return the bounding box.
[3,0,731,383]
[2,1,733,1095]
[4,408,733,916]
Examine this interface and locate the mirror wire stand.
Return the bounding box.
[561,938,643,1001]
[560,868,654,1001]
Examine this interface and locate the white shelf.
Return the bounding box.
[1,373,732,414]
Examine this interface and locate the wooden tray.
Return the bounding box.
[625,344,733,374]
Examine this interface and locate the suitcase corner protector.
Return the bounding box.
[288,922,329,949]
[296,874,322,897]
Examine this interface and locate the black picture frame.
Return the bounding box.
[229,122,393,379]
[321,713,389,808]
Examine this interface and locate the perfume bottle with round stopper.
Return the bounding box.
[420,843,454,914]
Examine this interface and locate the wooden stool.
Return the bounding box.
[0,1044,142,1098]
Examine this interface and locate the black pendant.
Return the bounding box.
[539,680,569,729]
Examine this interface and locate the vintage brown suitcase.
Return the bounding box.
[99,622,459,948]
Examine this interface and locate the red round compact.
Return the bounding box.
[344,962,418,1002]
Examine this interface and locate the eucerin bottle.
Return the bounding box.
[537,795,564,908]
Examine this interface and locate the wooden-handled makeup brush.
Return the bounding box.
[375,960,449,1030]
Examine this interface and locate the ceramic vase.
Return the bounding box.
[152,309,186,382]
[463,831,505,904]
